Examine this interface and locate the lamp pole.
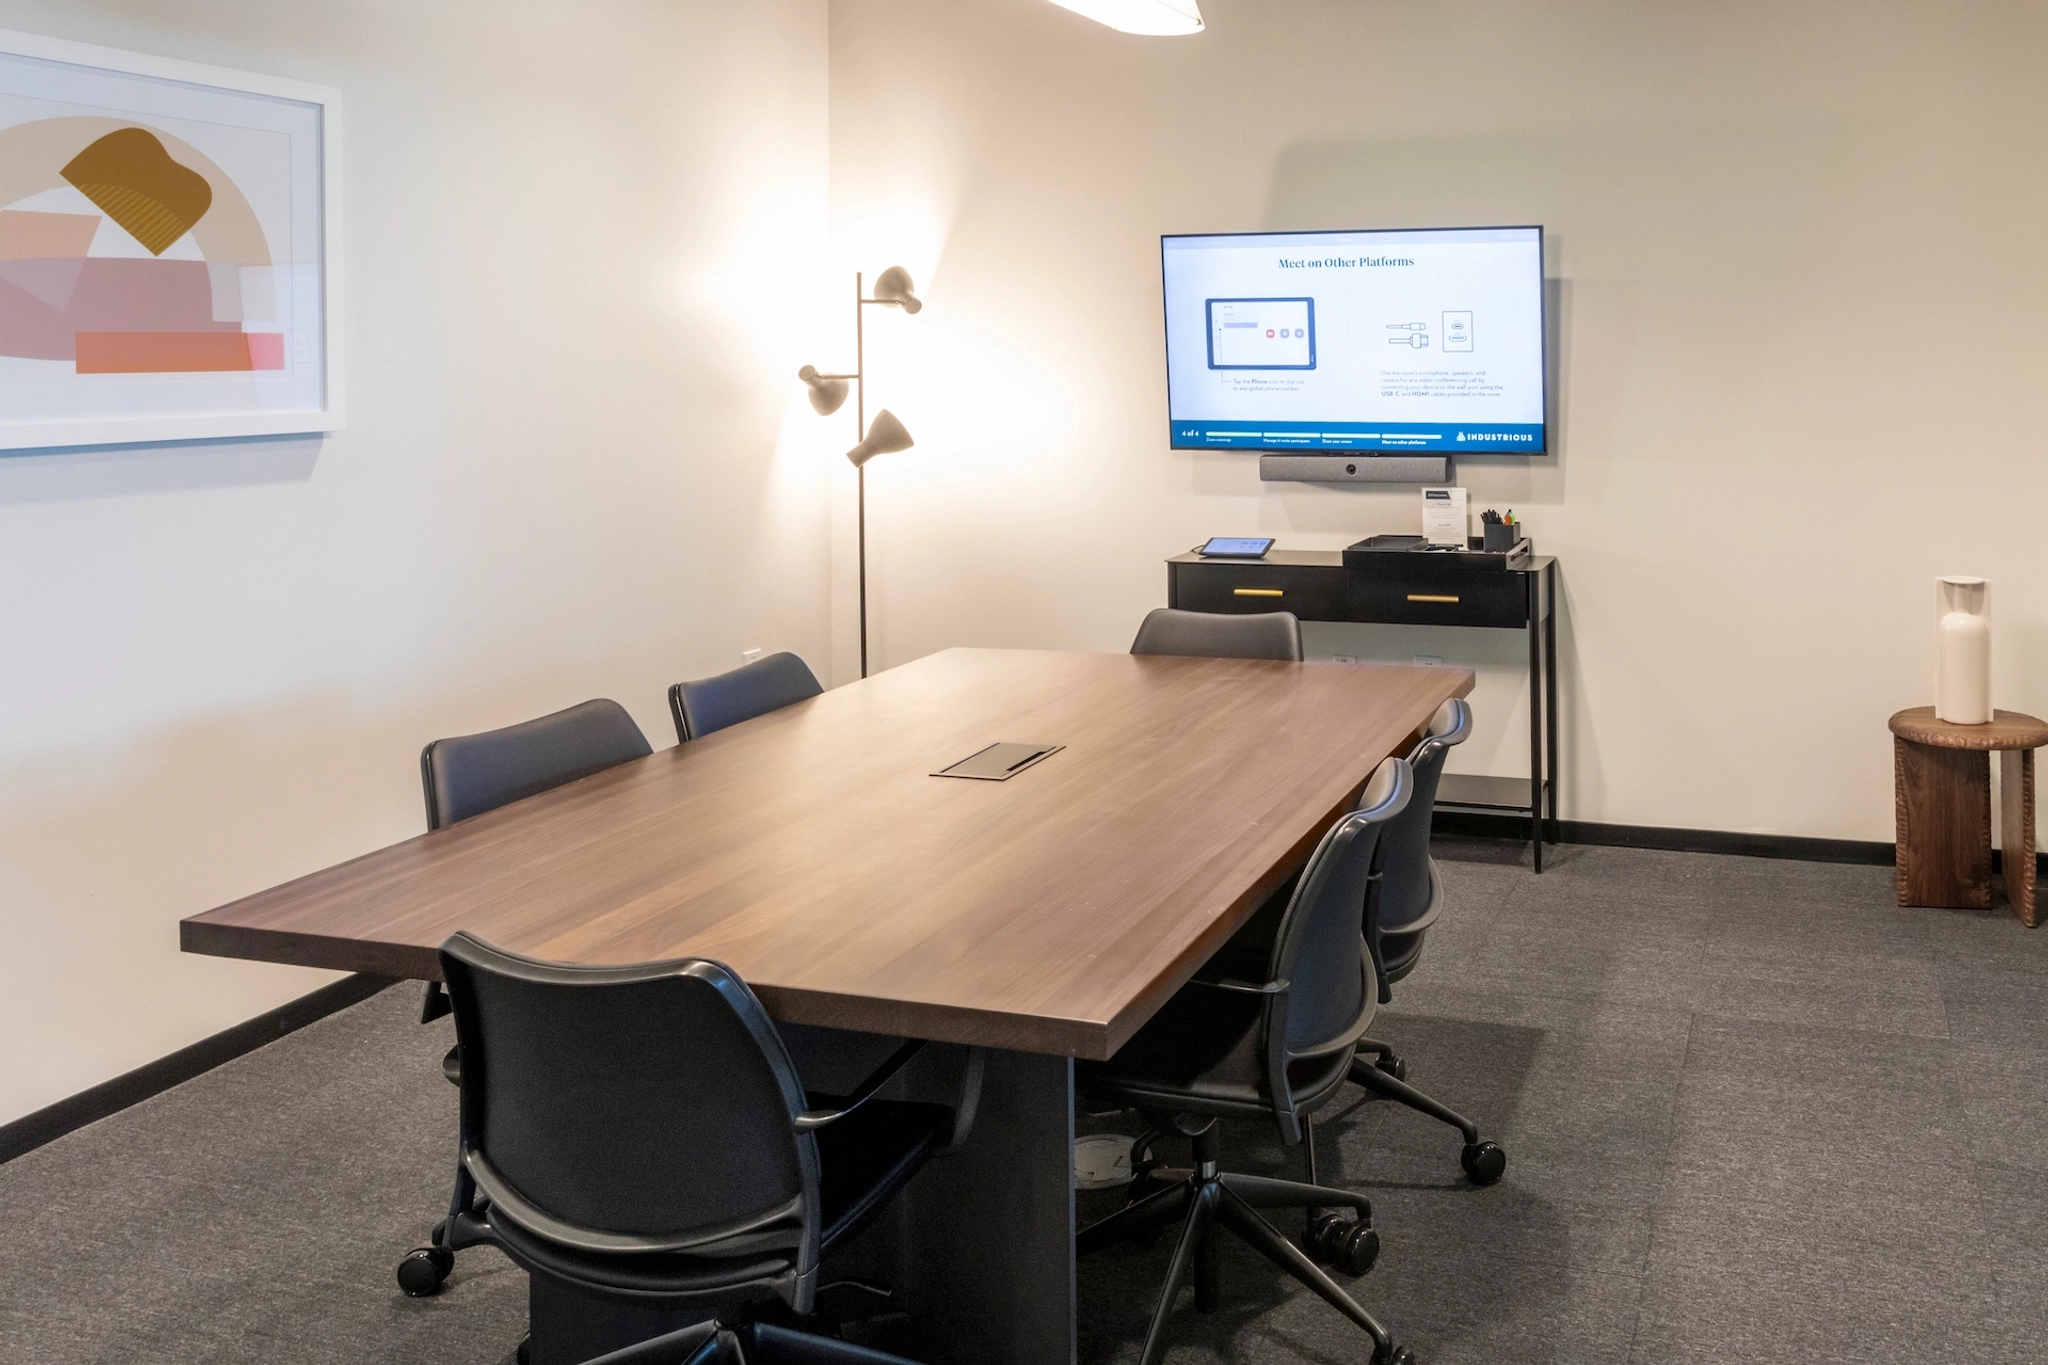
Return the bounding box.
[801,267,918,680]
[856,270,868,679]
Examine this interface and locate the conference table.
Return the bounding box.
[182,647,1473,1365]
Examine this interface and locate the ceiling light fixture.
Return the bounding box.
[1048,0,1204,36]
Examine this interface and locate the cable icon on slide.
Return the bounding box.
[1387,322,1429,349]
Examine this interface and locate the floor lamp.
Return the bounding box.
[799,266,921,679]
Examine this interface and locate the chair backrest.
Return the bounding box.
[420,699,652,830]
[669,652,823,744]
[439,933,821,1271]
[1256,756,1410,1139]
[1374,698,1472,931]
[1129,607,1303,662]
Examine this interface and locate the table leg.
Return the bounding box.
[895,1048,1077,1365]
[527,1276,705,1365]
[1895,736,1992,909]
[2001,748,2038,927]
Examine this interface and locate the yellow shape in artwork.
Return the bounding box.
[59,127,213,256]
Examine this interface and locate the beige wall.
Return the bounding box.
[827,0,2048,835]
[0,0,834,1126]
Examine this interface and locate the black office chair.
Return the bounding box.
[1351,698,1507,1185]
[670,653,823,744]
[421,698,653,830]
[429,932,955,1365]
[1076,758,1417,1365]
[577,1319,919,1364]
[399,699,653,1295]
[1129,607,1304,662]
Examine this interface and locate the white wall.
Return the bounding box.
[827,0,2048,837]
[0,0,835,1127]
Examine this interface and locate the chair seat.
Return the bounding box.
[487,1099,953,1301]
[1077,983,1350,1120]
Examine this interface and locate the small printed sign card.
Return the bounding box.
[1421,486,1468,546]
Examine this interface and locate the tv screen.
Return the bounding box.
[1161,226,1545,454]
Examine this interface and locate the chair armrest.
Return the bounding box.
[576,1321,726,1364]
[794,1038,928,1131]
[1361,869,1394,1005]
[1188,977,1290,996]
[932,1046,988,1157]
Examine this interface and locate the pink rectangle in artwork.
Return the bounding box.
[0,210,101,261]
[245,331,285,369]
[74,331,287,374]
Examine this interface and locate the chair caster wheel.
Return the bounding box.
[1461,1140,1507,1185]
[1373,1344,1414,1365]
[516,1336,531,1364]
[1375,1054,1407,1082]
[1304,1211,1380,1275]
[396,1245,453,1297]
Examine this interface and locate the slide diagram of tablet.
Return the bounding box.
[1206,297,1316,369]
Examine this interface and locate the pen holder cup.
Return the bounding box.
[1482,523,1519,553]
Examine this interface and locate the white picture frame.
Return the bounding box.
[0,27,341,450]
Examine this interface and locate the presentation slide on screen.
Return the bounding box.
[1162,228,1545,452]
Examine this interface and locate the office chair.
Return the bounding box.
[1352,698,1507,1185]
[669,653,823,744]
[576,1319,919,1364]
[1129,607,1303,662]
[1076,758,1417,1365]
[421,698,653,830]
[399,699,653,1294]
[421,932,958,1365]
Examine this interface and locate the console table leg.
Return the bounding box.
[1895,737,1992,910]
[1544,564,1560,844]
[1528,615,1543,874]
[2001,748,2037,927]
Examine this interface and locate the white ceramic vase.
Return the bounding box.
[1935,576,1991,725]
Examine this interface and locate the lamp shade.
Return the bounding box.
[871,266,923,314]
[797,364,849,415]
[847,409,914,468]
[1048,0,1203,35]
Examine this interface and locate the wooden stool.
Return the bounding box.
[1889,707,2048,926]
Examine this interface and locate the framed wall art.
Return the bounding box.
[0,28,341,450]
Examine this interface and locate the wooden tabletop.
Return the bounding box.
[1889,707,2048,751]
[182,649,1472,1059]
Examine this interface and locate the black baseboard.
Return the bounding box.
[1434,810,2048,875]
[0,972,394,1166]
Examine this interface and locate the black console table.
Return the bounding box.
[1166,546,1559,870]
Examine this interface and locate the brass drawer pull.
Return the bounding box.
[1407,593,1460,603]
[1233,588,1284,598]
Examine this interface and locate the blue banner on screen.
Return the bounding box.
[1171,420,1545,451]
[1163,226,1547,455]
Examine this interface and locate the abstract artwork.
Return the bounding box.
[0,29,340,449]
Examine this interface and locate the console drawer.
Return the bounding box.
[1170,562,1347,620]
[1346,571,1529,628]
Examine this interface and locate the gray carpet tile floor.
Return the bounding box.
[4,841,2046,1364]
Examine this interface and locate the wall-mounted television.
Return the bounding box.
[1161,226,1545,473]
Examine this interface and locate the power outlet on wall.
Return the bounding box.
[741,648,763,665]
[1331,654,1358,664]
[1413,655,1443,667]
